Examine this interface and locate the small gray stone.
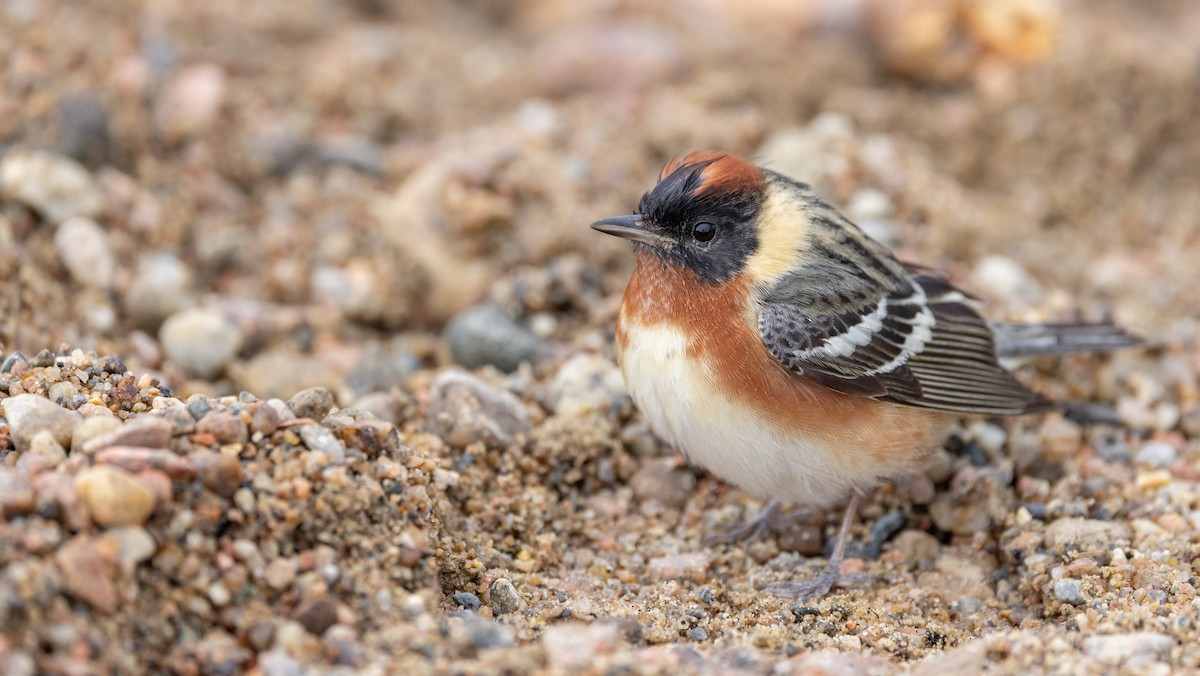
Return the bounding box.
[549,354,627,417]
[54,216,114,289]
[427,370,531,449]
[257,650,304,676]
[345,340,421,396]
[1052,578,1085,606]
[56,92,112,166]
[124,253,195,331]
[459,614,515,650]
[451,592,481,612]
[444,304,546,373]
[488,578,525,615]
[2,394,82,451]
[1135,441,1176,467]
[297,424,345,460]
[287,386,335,421]
[629,457,695,510]
[160,308,241,379]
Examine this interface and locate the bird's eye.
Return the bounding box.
[691,221,716,243]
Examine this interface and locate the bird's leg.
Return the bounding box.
[760,494,868,601]
[703,499,810,546]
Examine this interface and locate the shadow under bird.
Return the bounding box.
[591,150,1139,600]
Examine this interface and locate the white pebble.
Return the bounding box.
[55,217,114,288]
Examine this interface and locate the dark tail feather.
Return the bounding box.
[990,321,1142,358]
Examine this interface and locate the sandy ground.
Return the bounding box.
[1,0,1199,673]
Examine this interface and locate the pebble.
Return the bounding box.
[95,446,195,480]
[968,254,1043,306]
[123,253,195,331]
[541,622,621,669]
[236,350,342,402]
[0,149,104,223]
[786,651,894,676]
[929,466,1011,535]
[103,526,157,573]
[0,468,35,517]
[54,216,115,289]
[46,381,80,408]
[195,410,249,445]
[890,529,940,566]
[287,386,335,421]
[2,393,82,451]
[157,64,226,140]
[1052,578,1086,606]
[56,92,112,166]
[71,416,122,453]
[344,341,421,396]
[193,451,244,497]
[444,304,546,373]
[548,354,628,417]
[1040,416,1083,455]
[293,597,339,636]
[258,650,303,676]
[31,472,89,531]
[265,558,298,591]
[629,458,695,511]
[297,424,345,460]
[647,553,710,582]
[159,308,242,378]
[863,510,907,559]
[81,415,173,454]
[55,534,118,613]
[427,370,532,449]
[330,419,402,459]
[452,592,481,612]
[1082,632,1173,666]
[1135,441,1176,467]
[1044,518,1131,551]
[488,578,525,615]
[247,402,281,436]
[457,614,516,650]
[73,465,157,527]
[27,430,67,468]
[968,420,1008,456]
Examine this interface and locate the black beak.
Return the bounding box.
[590,214,672,247]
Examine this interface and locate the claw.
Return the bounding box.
[757,495,871,602]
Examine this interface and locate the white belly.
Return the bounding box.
[620,324,901,508]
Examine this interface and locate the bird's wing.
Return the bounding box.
[758,267,1052,415]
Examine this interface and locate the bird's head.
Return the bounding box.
[591,151,771,284]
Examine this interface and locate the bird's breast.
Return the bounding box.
[615,256,949,506]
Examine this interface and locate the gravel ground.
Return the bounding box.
[1,0,1199,673]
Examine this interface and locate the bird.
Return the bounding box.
[591,150,1139,601]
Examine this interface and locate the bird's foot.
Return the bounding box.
[759,494,867,601]
[703,500,812,546]
[760,561,872,601]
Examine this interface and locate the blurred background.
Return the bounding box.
[1,0,1198,400]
